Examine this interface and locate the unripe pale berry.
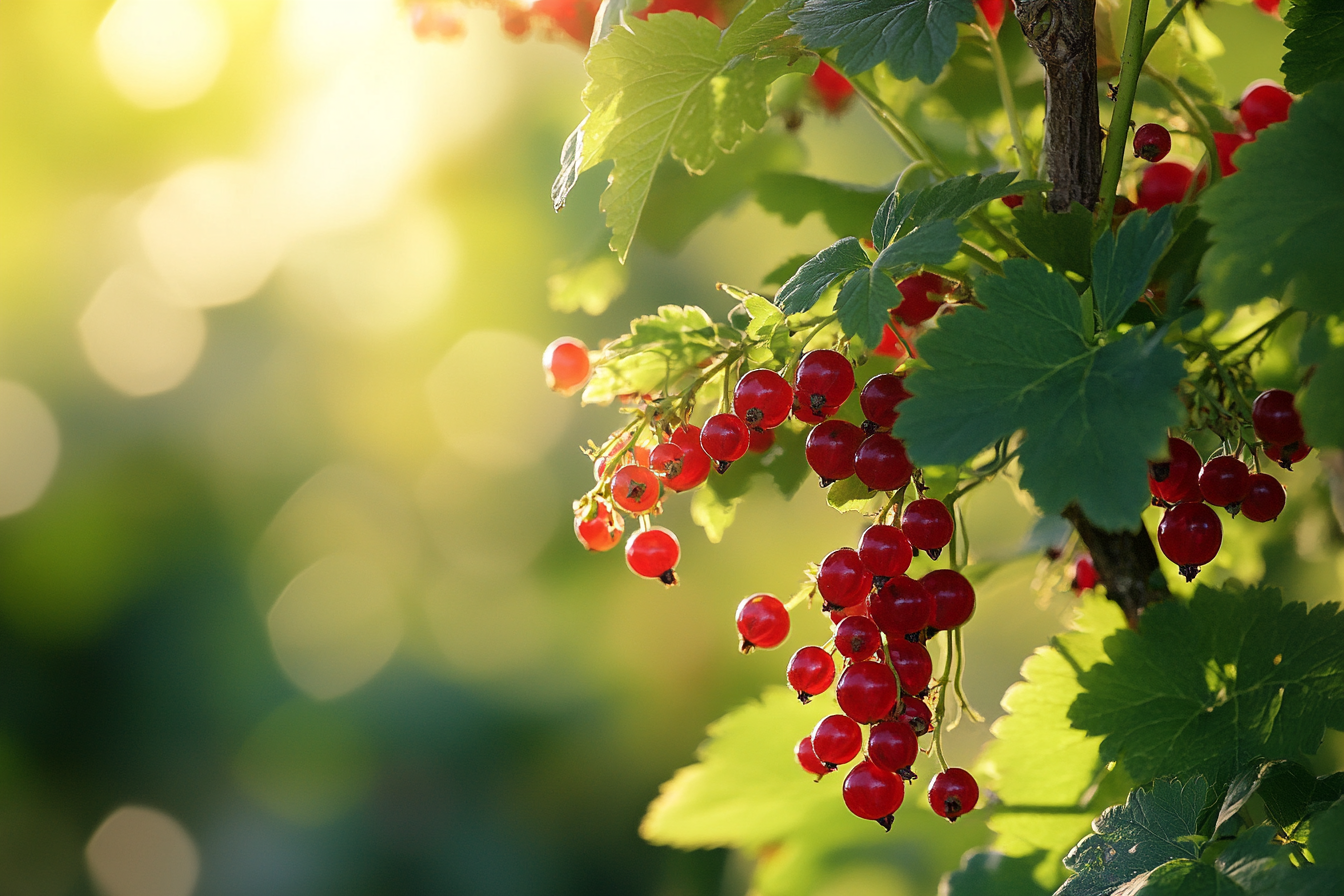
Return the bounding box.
[574,500,624,552]
[543,337,590,395]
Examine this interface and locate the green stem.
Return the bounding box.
[1141,0,1194,61]
[1097,0,1154,229]
[786,314,838,378]
[1220,308,1297,355]
[1147,66,1220,183]
[932,631,955,771]
[960,239,1004,276]
[953,628,983,723]
[850,77,952,178]
[975,13,1033,174]
[677,347,743,416]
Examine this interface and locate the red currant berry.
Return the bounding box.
[900,696,933,736]
[976,0,1005,34]
[928,768,979,821]
[793,350,854,422]
[625,527,680,584]
[1149,437,1201,504]
[795,736,830,777]
[806,419,865,485]
[854,434,914,492]
[1157,502,1222,581]
[887,639,933,695]
[787,646,836,701]
[666,425,712,491]
[835,615,883,661]
[843,760,904,828]
[649,442,685,480]
[736,593,790,652]
[867,720,918,776]
[811,714,862,768]
[922,569,975,630]
[593,438,650,480]
[1266,441,1311,470]
[827,602,870,625]
[1239,82,1292,134]
[611,464,661,514]
[1133,123,1172,162]
[1253,0,1280,13]
[1241,473,1286,522]
[543,337,590,395]
[701,413,750,471]
[859,524,913,580]
[901,498,954,557]
[868,575,933,636]
[733,368,792,431]
[574,500,624,552]
[1252,389,1304,446]
[1214,131,1252,176]
[1199,456,1251,512]
[1137,161,1193,212]
[859,373,912,431]
[1072,554,1098,593]
[811,61,854,114]
[894,272,953,326]
[817,548,874,610]
[747,428,775,453]
[837,660,899,723]
[1001,193,1024,209]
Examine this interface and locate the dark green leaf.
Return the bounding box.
[1309,797,1344,866]
[1200,80,1344,315]
[1013,201,1094,278]
[1215,825,1293,890]
[755,172,889,238]
[1114,859,1238,896]
[873,218,962,271]
[1298,317,1344,449]
[907,172,1050,227]
[1092,207,1176,330]
[1070,585,1344,787]
[892,259,1185,529]
[1216,760,1344,837]
[763,253,812,286]
[775,237,870,313]
[835,265,903,349]
[788,0,975,83]
[871,188,913,248]
[941,850,1051,896]
[1282,0,1344,95]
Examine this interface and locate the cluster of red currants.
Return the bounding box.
[1148,388,1305,581]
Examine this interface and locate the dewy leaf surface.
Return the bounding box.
[556,0,815,260]
[1070,586,1344,787]
[1199,80,1344,315]
[1092,207,1175,330]
[892,259,1185,529]
[789,0,975,84]
[1282,0,1344,94]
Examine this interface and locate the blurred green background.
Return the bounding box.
[0,2,1339,895]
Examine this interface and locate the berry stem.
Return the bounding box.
[974,8,1034,176]
[952,628,983,723]
[848,75,950,178]
[1096,0,1154,230]
[676,347,744,417]
[1140,0,1194,62]
[959,239,1004,276]
[786,314,839,380]
[931,631,955,772]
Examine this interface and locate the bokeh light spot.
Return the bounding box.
[79,267,207,397]
[0,381,60,518]
[96,0,231,110]
[85,806,199,896]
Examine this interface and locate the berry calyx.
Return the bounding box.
[736,593,790,652]
[1149,437,1202,504]
[854,434,914,492]
[1252,389,1304,446]
[543,337,591,395]
[836,660,899,723]
[843,760,904,828]
[666,425,712,491]
[805,419,865,485]
[1214,131,1252,176]
[811,714,862,768]
[866,720,918,777]
[733,368,792,431]
[886,639,933,695]
[1137,161,1193,212]
[795,736,830,777]
[1133,123,1172,162]
[787,646,836,702]
[811,61,854,114]
[701,413,750,471]
[1266,441,1311,470]
[1072,554,1098,593]
[900,696,933,736]
[649,442,685,480]
[1157,502,1222,581]
[858,524,913,579]
[835,615,883,661]
[1239,82,1293,134]
[611,464,661,514]
[901,498,954,557]
[860,373,912,430]
[868,575,933,636]
[928,768,979,821]
[793,350,855,422]
[921,569,976,630]
[893,272,953,326]
[1199,455,1251,513]
[1241,473,1286,523]
[625,527,680,584]
[817,548,874,610]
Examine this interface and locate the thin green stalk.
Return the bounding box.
[850,77,952,178]
[975,12,1033,174]
[1097,0,1154,229]
[960,239,1004,276]
[931,631,955,771]
[1147,66,1220,182]
[1141,0,1194,61]
[953,628,983,722]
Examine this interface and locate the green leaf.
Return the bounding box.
[691,485,740,542]
[1114,859,1237,896]
[834,266,902,349]
[906,172,1051,227]
[582,305,722,404]
[775,236,870,313]
[1069,585,1344,787]
[1199,80,1344,315]
[871,188,911,249]
[1092,207,1176,330]
[1013,201,1094,278]
[941,850,1051,896]
[1216,760,1344,837]
[1308,797,1344,866]
[892,259,1186,530]
[789,0,976,84]
[556,0,817,260]
[1058,778,1210,896]
[873,218,962,271]
[1297,316,1344,449]
[547,249,630,315]
[826,474,872,512]
[1282,0,1344,95]
[754,172,889,238]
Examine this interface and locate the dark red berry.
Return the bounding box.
[867,720,918,775]
[811,714,862,767]
[1133,123,1172,162]
[649,442,685,480]
[733,368,792,430]
[817,548,874,609]
[574,500,624,552]
[1252,389,1304,446]
[787,646,836,701]
[736,593,790,652]
[928,768,979,821]
[665,425,712,491]
[1240,82,1292,134]
[836,660,899,723]
[1215,131,1252,176]
[1199,455,1251,511]
[1137,161,1193,212]
[811,61,854,114]
[1157,502,1222,581]
[1072,554,1098,592]
[1149,437,1201,504]
[868,575,932,636]
[543,336,590,395]
[793,350,854,422]
[859,373,912,429]
[805,419,865,485]
[1266,441,1311,470]
[611,464,661,514]
[893,273,952,326]
[922,568,975,630]
[900,696,933,736]
[858,524,913,579]
[854,434,914,491]
[747,428,775,453]
[1241,473,1286,522]
[977,0,1005,34]
[843,760,904,827]
[886,639,933,695]
[835,615,883,661]
[1001,194,1024,208]
[626,527,680,584]
[901,498,954,555]
[701,413,750,470]
[795,736,830,776]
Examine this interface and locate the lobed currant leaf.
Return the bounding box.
[940,850,1052,896]
[582,305,724,404]
[788,0,976,84]
[1069,585,1344,788]
[1012,200,1094,278]
[1215,759,1344,838]
[755,172,890,239]
[1282,0,1344,95]
[831,221,960,348]
[775,236,870,314]
[902,172,1051,229]
[547,248,629,315]
[892,259,1186,530]
[1091,206,1175,330]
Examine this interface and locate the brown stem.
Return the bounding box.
[1064,505,1169,627]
